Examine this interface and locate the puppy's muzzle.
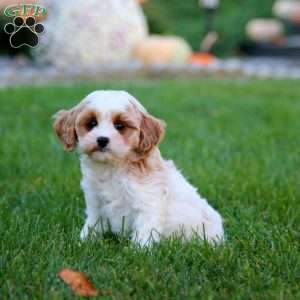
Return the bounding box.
[97,136,109,151]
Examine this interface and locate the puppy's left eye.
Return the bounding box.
[114,122,125,131]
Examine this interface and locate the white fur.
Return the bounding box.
[75,91,224,246]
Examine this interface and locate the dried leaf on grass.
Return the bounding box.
[58,268,98,297]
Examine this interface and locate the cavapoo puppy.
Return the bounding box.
[53,91,224,246]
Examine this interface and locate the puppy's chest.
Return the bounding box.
[95,177,132,207]
[83,167,137,219]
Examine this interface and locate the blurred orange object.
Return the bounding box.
[136,0,148,4]
[189,52,216,65]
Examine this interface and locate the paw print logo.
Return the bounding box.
[4,16,44,48]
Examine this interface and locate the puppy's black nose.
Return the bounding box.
[97,137,109,148]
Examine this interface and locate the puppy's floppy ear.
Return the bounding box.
[53,109,78,151]
[136,113,165,155]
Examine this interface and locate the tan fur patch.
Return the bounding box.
[76,108,101,136]
[126,149,164,178]
[53,103,86,151]
[112,106,140,148]
[125,110,166,176]
[136,113,165,156]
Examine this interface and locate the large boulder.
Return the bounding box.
[273,0,300,23]
[35,0,148,68]
[246,19,284,43]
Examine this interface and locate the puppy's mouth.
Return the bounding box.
[84,144,111,156]
[89,145,116,162]
[98,146,110,153]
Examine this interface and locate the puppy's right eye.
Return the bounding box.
[87,119,97,130]
[114,122,125,131]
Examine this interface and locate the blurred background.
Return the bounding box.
[1,0,300,86]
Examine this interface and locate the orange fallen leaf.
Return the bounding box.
[58,268,98,297]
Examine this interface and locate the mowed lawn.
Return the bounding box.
[1,79,300,299]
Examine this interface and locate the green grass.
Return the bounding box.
[1,79,300,299]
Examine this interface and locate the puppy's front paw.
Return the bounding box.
[132,229,160,247]
[80,224,90,241]
[132,236,152,247]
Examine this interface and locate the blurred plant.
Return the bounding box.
[142,0,276,56]
[142,1,170,34]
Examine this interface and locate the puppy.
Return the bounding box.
[53,91,224,246]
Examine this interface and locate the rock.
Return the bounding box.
[133,35,192,65]
[273,0,300,22]
[246,19,284,42]
[35,0,148,68]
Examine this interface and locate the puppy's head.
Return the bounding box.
[53,91,165,163]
